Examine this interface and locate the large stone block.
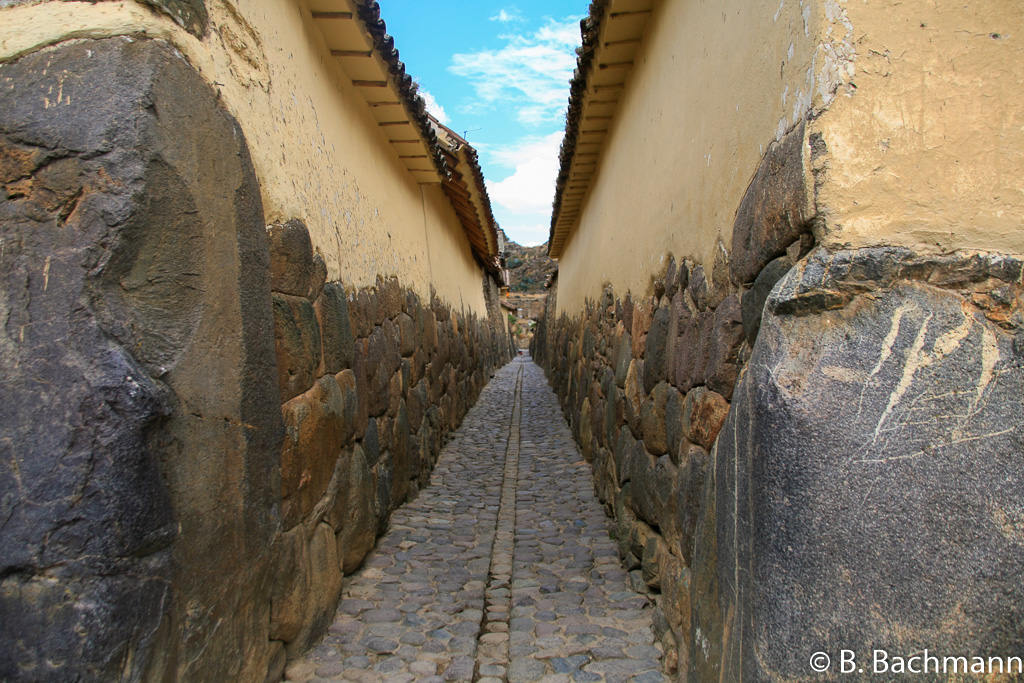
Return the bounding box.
[280,377,346,530]
[334,445,377,574]
[682,387,729,451]
[730,120,812,285]
[702,249,1024,679]
[268,527,310,644]
[316,282,355,375]
[703,294,744,400]
[673,311,714,393]
[740,255,793,343]
[640,382,670,456]
[0,37,281,683]
[284,524,344,658]
[273,292,323,403]
[642,306,673,394]
[268,219,315,298]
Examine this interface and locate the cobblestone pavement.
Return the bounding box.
[288,356,664,683]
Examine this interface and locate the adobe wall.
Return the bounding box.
[0,4,512,681]
[536,0,1024,679]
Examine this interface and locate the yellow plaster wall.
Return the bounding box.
[556,0,1023,316]
[811,0,1024,256]
[0,0,488,315]
[555,0,836,315]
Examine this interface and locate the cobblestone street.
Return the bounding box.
[288,357,664,683]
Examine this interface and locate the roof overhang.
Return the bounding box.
[548,0,654,258]
[433,119,502,272]
[307,0,448,184]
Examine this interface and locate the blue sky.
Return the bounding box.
[378,1,586,246]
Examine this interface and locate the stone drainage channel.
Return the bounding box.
[288,357,665,683]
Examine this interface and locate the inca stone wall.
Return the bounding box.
[533,121,1024,679]
[0,36,511,682]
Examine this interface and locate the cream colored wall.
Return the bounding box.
[812,0,1024,255]
[0,0,488,315]
[420,184,488,313]
[556,0,834,314]
[557,0,1023,316]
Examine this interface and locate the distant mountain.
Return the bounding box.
[504,240,556,294]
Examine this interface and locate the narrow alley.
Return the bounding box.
[288,358,665,683]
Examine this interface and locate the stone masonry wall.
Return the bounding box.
[533,120,1024,680]
[266,218,512,673]
[0,37,511,682]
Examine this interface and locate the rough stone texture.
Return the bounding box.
[0,36,514,683]
[703,295,743,399]
[533,235,1024,683]
[730,121,812,285]
[269,219,317,298]
[316,282,356,375]
[741,254,793,342]
[280,377,348,530]
[682,387,729,452]
[696,248,1024,680]
[274,292,323,403]
[0,38,281,682]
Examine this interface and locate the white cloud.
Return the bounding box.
[418,88,450,125]
[485,132,563,214]
[450,17,581,126]
[490,7,524,23]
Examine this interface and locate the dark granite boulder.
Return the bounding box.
[0,37,281,682]
[700,254,1024,679]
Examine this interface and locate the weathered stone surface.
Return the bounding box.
[334,369,363,444]
[397,312,417,357]
[0,29,515,677]
[640,382,670,456]
[631,300,653,358]
[285,524,344,657]
[269,527,311,644]
[614,426,637,487]
[269,219,316,298]
[374,452,395,534]
[274,293,323,403]
[628,443,661,529]
[688,265,709,312]
[281,377,346,530]
[703,294,743,399]
[681,387,729,451]
[675,444,708,567]
[642,307,672,394]
[740,255,793,342]
[138,0,208,36]
[309,253,328,302]
[391,404,412,506]
[613,328,633,388]
[657,554,689,638]
[624,359,645,438]
[641,536,666,589]
[317,282,355,375]
[335,445,377,575]
[381,275,404,321]
[0,37,281,683]
[673,311,713,393]
[663,387,686,463]
[703,259,1024,679]
[708,242,733,310]
[730,120,811,285]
